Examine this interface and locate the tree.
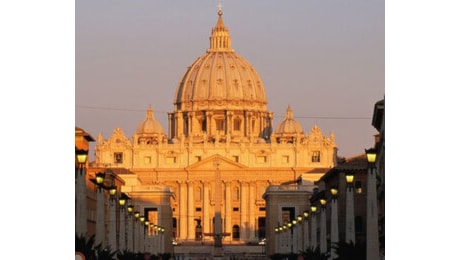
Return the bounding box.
[331,241,365,260]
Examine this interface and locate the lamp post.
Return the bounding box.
[330,187,339,260]
[345,172,355,244]
[134,211,140,252]
[139,215,146,253]
[291,219,297,253]
[126,205,134,251]
[274,226,280,254]
[297,215,303,253]
[310,205,317,249]
[366,148,379,260]
[159,226,165,254]
[75,149,88,236]
[118,194,127,251]
[282,224,288,254]
[302,210,310,251]
[319,198,327,254]
[108,185,117,251]
[95,172,106,246]
[144,220,150,254]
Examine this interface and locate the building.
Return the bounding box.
[91,8,337,246]
[371,98,385,255]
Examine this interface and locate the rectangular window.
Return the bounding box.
[259,207,266,211]
[195,156,202,162]
[196,207,202,212]
[166,157,177,164]
[233,207,239,212]
[232,156,239,163]
[114,152,123,164]
[234,119,241,131]
[256,156,267,163]
[281,207,295,225]
[216,119,224,131]
[312,151,321,162]
[144,156,151,164]
[282,155,289,163]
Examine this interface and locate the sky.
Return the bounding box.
[75,0,385,159]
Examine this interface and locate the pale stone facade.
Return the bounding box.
[92,9,337,244]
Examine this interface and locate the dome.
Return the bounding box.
[136,106,165,135]
[275,106,304,134]
[174,9,267,112]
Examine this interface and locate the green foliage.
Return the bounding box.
[75,233,97,260]
[94,244,117,260]
[331,241,365,260]
[75,233,117,260]
[300,246,328,260]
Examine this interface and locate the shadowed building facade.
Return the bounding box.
[92,9,337,245]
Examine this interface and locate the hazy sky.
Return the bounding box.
[75,0,384,159]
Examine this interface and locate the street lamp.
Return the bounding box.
[330,186,339,260]
[108,185,118,250]
[139,215,146,252]
[302,210,310,249]
[75,149,88,236]
[126,204,134,251]
[134,211,140,252]
[310,205,317,248]
[319,198,327,253]
[118,194,128,251]
[93,172,106,246]
[366,148,379,260]
[345,172,355,244]
[75,149,88,175]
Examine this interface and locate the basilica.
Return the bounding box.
[91,9,337,245]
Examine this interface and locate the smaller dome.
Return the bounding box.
[136,106,165,135]
[275,106,304,134]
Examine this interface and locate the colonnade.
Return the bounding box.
[175,180,263,242]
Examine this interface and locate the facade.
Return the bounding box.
[263,181,315,256]
[91,9,337,246]
[371,98,385,255]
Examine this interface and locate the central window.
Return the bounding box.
[216,119,224,131]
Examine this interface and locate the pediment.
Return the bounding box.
[187,154,247,171]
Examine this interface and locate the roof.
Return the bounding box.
[319,153,368,182]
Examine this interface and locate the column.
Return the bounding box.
[108,201,117,250]
[330,189,339,260]
[310,208,317,248]
[133,216,139,252]
[95,188,105,246]
[345,174,356,244]
[225,181,232,242]
[303,211,310,250]
[127,214,133,251]
[187,181,195,240]
[119,208,126,251]
[203,181,210,236]
[179,181,187,240]
[248,182,256,241]
[139,220,145,253]
[320,202,327,253]
[76,168,87,236]
[240,182,248,241]
[367,164,379,260]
